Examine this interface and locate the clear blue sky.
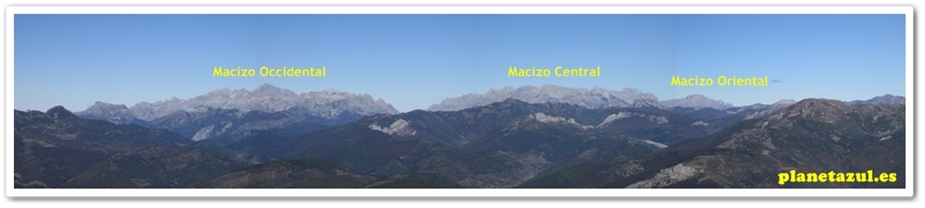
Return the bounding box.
[14,14,906,112]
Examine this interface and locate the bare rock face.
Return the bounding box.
[369,119,416,137]
[660,94,734,110]
[626,164,699,188]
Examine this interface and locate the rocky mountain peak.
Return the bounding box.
[846,94,905,105]
[779,99,850,122]
[660,94,733,110]
[209,88,232,95]
[773,99,797,106]
[252,83,290,95]
[86,101,129,111]
[619,87,640,93]
[46,105,77,120]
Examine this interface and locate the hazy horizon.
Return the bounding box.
[12,83,904,113]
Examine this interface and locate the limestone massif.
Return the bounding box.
[15,84,906,188]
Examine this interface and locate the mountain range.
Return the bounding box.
[427,85,741,112]
[521,99,905,188]
[427,85,663,111]
[76,83,399,123]
[16,84,906,188]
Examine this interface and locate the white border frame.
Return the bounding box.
[4,6,914,198]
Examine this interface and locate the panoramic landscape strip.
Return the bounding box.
[14,84,906,188]
[8,9,911,197]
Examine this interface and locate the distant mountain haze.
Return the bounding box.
[73,84,901,144]
[520,98,905,188]
[427,85,662,111]
[16,91,905,188]
[76,83,399,123]
[22,84,904,188]
[845,94,905,105]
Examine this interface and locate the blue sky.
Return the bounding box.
[14,14,906,112]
